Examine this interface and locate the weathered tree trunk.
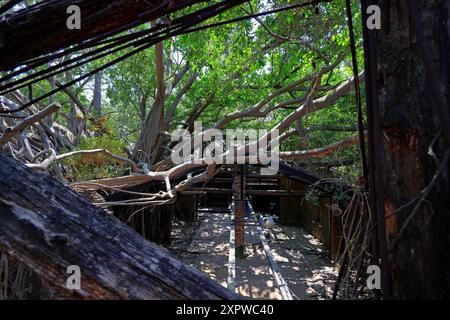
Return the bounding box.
[132,41,166,165]
[45,66,56,127]
[296,117,315,173]
[0,154,239,300]
[64,70,86,141]
[376,0,449,299]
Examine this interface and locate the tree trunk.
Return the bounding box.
[45,65,56,127]
[92,72,103,119]
[132,40,166,165]
[64,70,86,141]
[376,0,450,299]
[0,154,239,300]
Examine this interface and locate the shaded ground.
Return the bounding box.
[170,208,337,300]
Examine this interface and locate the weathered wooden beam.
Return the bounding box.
[233,166,246,258]
[0,154,239,300]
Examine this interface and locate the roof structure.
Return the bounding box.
[0,0,204,70]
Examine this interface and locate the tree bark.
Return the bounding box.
[92,72,103,119]
[0,154,239,300]
[132,41,166,165]
[376,0,450,299]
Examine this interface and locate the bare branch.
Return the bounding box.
[26,148,139,172]
[0,102,60,147]
[280,132,367,159]
[164,71,198,128]
[57,149,138,170]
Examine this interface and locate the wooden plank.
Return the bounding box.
[247,200,293,300]
[0,155,239,300]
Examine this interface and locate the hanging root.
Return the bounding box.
[332,187,374,300]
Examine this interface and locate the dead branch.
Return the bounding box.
[26,148,139,172]
[26,148,57,170]
[57,149,139,171]
[0,103,60,147]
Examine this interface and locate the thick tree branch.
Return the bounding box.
[164,71,198,128]
[54,80,87,114]
[280,132,367,159]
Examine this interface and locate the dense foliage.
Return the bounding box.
[10,0,365,181]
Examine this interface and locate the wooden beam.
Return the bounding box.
[233,166,246,258]
[0,154,239,300]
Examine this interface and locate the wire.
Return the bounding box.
[0,0,332,113]
[0,0,23,16]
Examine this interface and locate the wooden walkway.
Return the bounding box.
[170,207,337,300]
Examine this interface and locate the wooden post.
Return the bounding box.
[233,165,246,258]
[227,203,236,292]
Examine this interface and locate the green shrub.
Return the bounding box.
[62,134,129,181]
